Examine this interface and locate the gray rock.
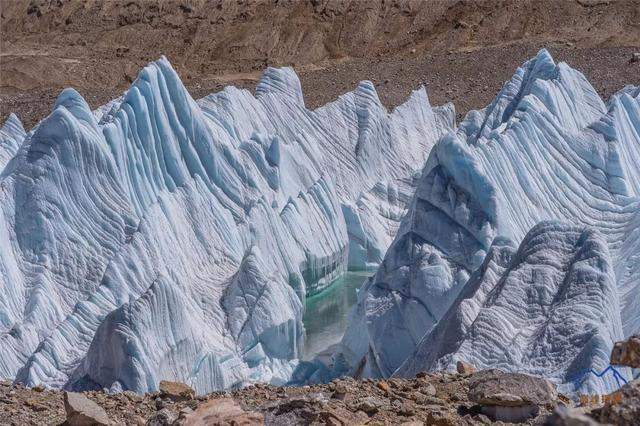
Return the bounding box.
[356,396,388,414]
[469,370,558,422]
[331,382,349,400]
[468,369,557,407]
[145,408,177,426]
[544,405,600,426]
[64,391,111,426]
[611,335,640,368]
[419,383,437,397]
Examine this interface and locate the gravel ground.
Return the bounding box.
[0,372,534,426]
[3,43,639,131]
[2,371,637,425]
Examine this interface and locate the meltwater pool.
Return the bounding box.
[302,271,371,360]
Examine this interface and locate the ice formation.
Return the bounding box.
[0,58,451,393]
[1,48,637,395]
[0,113,24,169]
[335,50,639,393]
[396,222,629,395]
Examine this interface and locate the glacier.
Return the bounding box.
[0,57,452,393]
[1,48,638,396]
[334,49,640,394]
[396,222,629,395]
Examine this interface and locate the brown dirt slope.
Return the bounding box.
[1,0,640,128]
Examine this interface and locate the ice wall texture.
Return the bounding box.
[0,58,450,394]
[396,222,628,395]
[336,50,639,393]
[0,114,24,169]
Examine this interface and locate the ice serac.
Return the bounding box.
[200,67,452,275]
[0,56,450,393]
[397,222,629,395]
[605,86,640,197]
[0,114,25,170]
[311,82,454,270]
[336,49,640,386]
[619,207,640,338]
[606,86,640,337]
[255,66,305,106]
[1,89,138,384]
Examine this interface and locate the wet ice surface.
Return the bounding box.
[302,271,371,361]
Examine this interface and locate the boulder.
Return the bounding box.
[330,381,350,400]
[419,383,437,397]
[64,391,111,426]
[544,405,600,426]
[182,398,263,425]
[611,335,640,368]
[593,379,640,426]
[355,396,389,414]
[456,361,477,375]
[468,370,557,423]
[159,381,195,401]
[469,370,557,407]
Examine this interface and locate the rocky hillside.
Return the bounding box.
[2,0,639,127]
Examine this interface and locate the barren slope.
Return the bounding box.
[1,0,639,127]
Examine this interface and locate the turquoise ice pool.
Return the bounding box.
[302,271,372,360]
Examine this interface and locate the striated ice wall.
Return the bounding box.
[335,50,639,394]
[0,57,450,393]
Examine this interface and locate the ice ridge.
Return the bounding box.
[335,49,640,393]
[0,56,450,393]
